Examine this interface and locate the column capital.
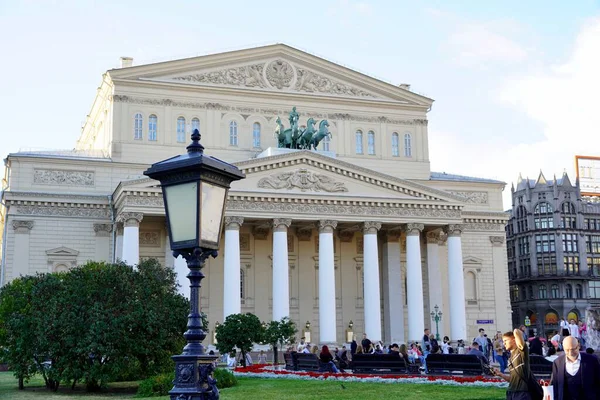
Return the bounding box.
[224,216,244,230]
[444,224,464,237]
[272,218,292,232]
[319,220,338,233]
[405,223,424,236]
[117,212,143,227]
[426,230,442,244]
[12,220,34,233]
[489,235,505,246]
[363,221,382,234]
[94,223,113,237]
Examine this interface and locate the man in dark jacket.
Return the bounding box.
[550,336,600,400]
[529,335,543,356]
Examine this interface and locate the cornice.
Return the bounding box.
[5,191,110,202]
[233,151,465,203]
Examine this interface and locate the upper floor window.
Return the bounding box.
[252,122,261,148]
[322,134,330,151]
[404,133,412,157]
[564,256,580,275]
[134,113,143,140]
[576,284,583,299]
[587,235,600,254]
[355,130,363,154]
[148,114,158,141]
[391,132,399,156]
[534,202,553,214]
[191,117,200,134]
[534,202,554,229]
[535,234,555,253]
[566,284,573,298]
[367,131,375,155]
[229,121,238,146]
[589,281,600,299]
[562,202,576,214]
[562,233,578,253]
[176,117,186,143]
[561,201,577,229]
[550,284,560,299]
[539,284,547,299]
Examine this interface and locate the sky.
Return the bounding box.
[1,0,600,208]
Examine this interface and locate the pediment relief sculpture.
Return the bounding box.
[170,59,378,98]
[257,169,348,193]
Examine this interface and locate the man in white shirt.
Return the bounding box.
[550,336,600,399]
[568,319,580,338]
[297,337,306,352]
[560,318,570,337]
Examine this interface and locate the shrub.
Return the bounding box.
[135,368,237,397]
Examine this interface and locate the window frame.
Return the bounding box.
[404,133,412,157]
[148,114,158,141]
[133,112,143,140]
[176,116,186,143]
[229,121,238,146]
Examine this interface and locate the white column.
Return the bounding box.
[406,223,425,343]
[363,221,382,342]
[272,218,291,321]
[223,216,244,320]
[93,223,112,262]
[445,224,467,342]
[426,230,443,338]
[119,212,143,267]
[318,220,337,344]
[382,230,404,344]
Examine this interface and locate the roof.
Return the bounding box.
[430,171,504,184]
[7,149,111,161]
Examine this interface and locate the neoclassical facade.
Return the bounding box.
[1,44,510,345]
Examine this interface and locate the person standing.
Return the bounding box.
[493,328,532,400]
[361,333,372,352]
[475,328,488,356]
[549,336,600,400]
[568,320,580,340]
[560,318,570,338]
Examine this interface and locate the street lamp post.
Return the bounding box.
[144,129,245,400]
[430,305,443,341]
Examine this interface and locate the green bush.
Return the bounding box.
[214,368,238,389]
[135,368,237,397]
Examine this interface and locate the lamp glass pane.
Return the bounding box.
[200,182,226,245]
[164,182,198,243]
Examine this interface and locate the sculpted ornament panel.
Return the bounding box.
[265,60,294,89]
[172,63,267,88]
[139,231,160,247]
[257,169,348,192]
[295,68,376,98]
[34,169,94,186]
[16,205,110,218]
[463,222,505,231]
[449,191,489,204]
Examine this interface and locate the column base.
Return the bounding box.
[169,354,219,400]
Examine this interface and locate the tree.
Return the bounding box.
[214,313,263,367]
[263,317,297,365]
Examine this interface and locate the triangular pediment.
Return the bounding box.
[232,150,464,204]
[46,246,79,256]
[108,44,432,105]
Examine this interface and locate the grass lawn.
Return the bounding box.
[0,372,507,399]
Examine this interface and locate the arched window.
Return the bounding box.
[539,284,547,299]
[534,201,554,229]
[134,113,143,140]
[576,284,583,299]
[367,131,375,155]
[404,133,412,157]
[191,117,200,133]
[252,122,261,148]
[229,121,238,146]
[566,284,573,298]
[322,134,330,151]
[176,117,186,143]
[562,202,576,214]
[528,285,534,299]
[355,130,363,154]
[465,271,477,300]
[54,264,69,273]
[240,268,245,303]
[148,114,158,141]
[391,132,399,156]
[551,284,559,298]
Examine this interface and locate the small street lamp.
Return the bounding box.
[430,305,443,341]
[144,129,245,400]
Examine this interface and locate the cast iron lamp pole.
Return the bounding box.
[144,129,245,400]
[430,305,443,341]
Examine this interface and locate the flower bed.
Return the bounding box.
[233,364,508,388]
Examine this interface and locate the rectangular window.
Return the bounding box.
[391,134,399,156]
[535,234,555,253]
[564,256,580,275]
[518,237,530,256]
[148,115,158,141]
[534,216,554,229]
[562,233,578,253]
[355,132,363,154]
[586,235,600,253]
[588,256,600,276]
[367,131,375,155]
[589,281,600,299]
[537,256,556,275]
[561,216,576,229]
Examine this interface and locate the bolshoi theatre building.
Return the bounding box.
[1,44,511,345]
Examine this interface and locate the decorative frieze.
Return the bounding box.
[449,191,489,204]
[294,67,375,97]
[172,63,267,88]
[489,236,506,246]
[139,231,160,247]
[124,195,164,207]
[257,169,348,192]
[12,220,34,233]
[462,222,505,231]
[33,169,94,186]
[15,205,110,218]
[226,200,461,219]
[93,223,113,237]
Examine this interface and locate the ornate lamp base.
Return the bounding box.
[170,354,219,400]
